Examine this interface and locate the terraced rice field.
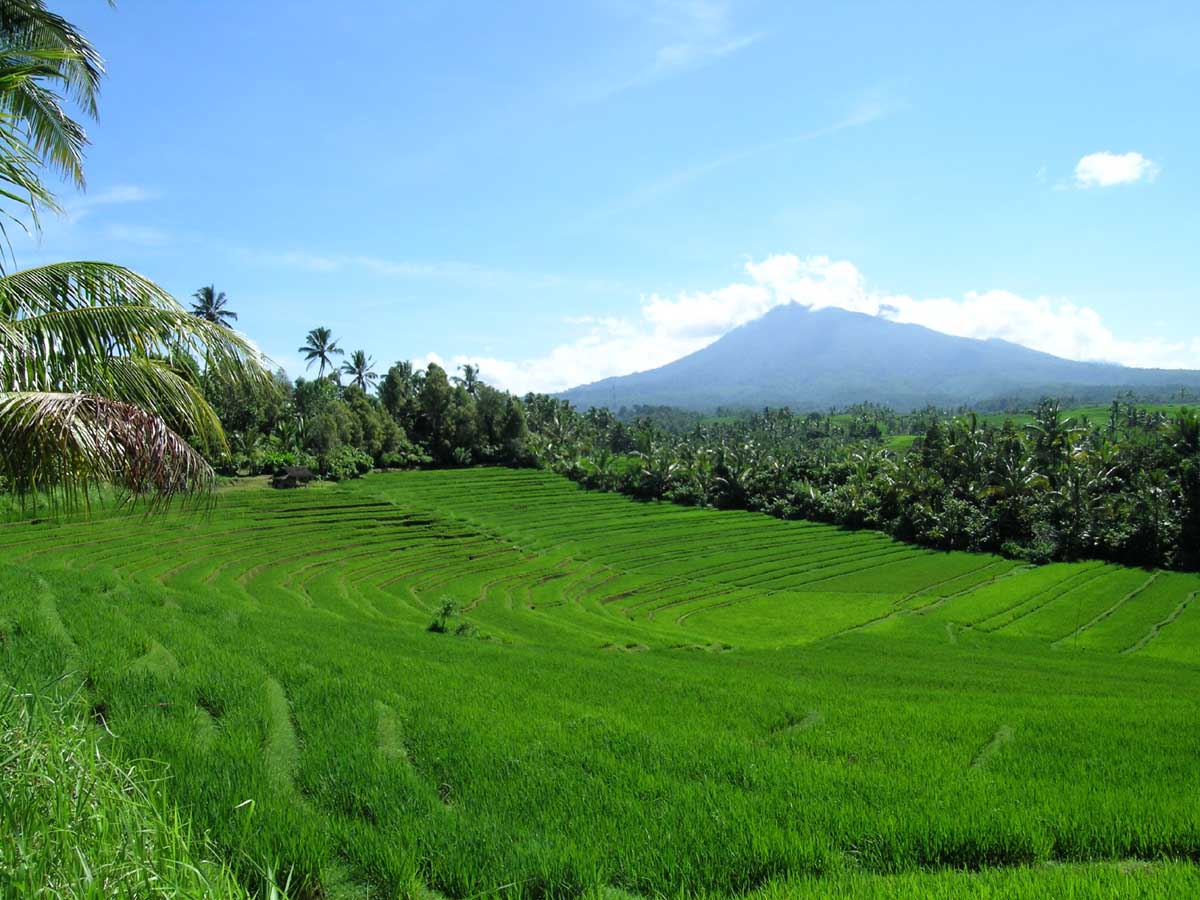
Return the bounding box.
[1,468,1198,898]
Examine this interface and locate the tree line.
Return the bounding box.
[184,311,531,480]
[520,397,1200,571]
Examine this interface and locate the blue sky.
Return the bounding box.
[30,0,1200,390]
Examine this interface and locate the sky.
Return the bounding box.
[28,0,1200,392]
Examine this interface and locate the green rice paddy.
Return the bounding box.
[1,468,1198,898]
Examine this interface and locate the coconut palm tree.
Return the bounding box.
[452,363,480,395]
[0,0,103,243]
[341,349,378,391]
[1,262,266,507]
[190,284,237,326]
[0,3,269,508]
[298,326,343,378]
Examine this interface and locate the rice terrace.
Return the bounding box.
[3,1,1200,898]
[3,469,1199,897]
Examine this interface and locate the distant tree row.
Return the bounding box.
[180,315,530,480]
[521,396,1200,571]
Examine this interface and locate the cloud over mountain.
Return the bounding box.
[430,254,1198,395]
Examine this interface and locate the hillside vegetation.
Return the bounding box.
[2,469,1198,898]
[525,397,1200,570]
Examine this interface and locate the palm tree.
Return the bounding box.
[190,284,237,326]
[452,363,480,395]
[0,0,103,246]
[1,263,266,507]
[1171,408,1200,457]
[298,326,343,378]
[341,350,378,391]
[0,3,269,508]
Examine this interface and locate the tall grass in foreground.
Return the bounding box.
[0,680,286,900]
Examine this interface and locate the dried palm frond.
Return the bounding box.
[0,392,214,510]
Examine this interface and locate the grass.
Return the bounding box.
[0,467,1198,898]
[0,676,284,899]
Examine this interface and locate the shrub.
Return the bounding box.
[453,620,478,638]
[379,445,433,470]
[428,598,459,633]
[249,449,318,477]
[319,447,373,481]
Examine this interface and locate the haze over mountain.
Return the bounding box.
[560,304,1200,412]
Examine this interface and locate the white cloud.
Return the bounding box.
[9,183,163,258]
[66,185,160,219]
[423,254,1199,395]
[1074,151,1159,188]
[88,185,159,204]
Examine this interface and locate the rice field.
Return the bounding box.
[1,468,1198,898]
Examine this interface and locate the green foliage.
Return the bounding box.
[0,7,271,510]
[524,398,1200,570]
[256,449,317,476]
[297,326,343,379]
[319,445,372,481]
[190,284,237,326]
[204,354,529,479]
[340,349,378,391]
[427,597,460,633]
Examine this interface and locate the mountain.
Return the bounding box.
[559,304,1200,412]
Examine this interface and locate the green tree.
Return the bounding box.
[415,363,455,463]
[341,349,378,391]
[452,363,481,395]
[298,326,343,379]
[0,4,266,507]
[190,285,237,326]
[379,360,419,427]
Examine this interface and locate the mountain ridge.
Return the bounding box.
[559,304,1200,411]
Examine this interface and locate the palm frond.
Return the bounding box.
[0,391,213,509]
[1,262,270,389]
[94,356,227,454]
[0,68,87,184]
[0,0,104,117]
[0,260,185,317]
[1,263,271,507]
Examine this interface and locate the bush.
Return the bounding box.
[1003,521,1061,565]
[453,620,478,638]
[428,598,459,633]
[249,449,317,477]
[319,447,373,481]
[379,445,433,470]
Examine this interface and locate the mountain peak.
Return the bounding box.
[560,304,1200,411]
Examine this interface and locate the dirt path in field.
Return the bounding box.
[1053,572,1158,647]
[263,677,300,783]
[1122,591,1196,655]
[970,725,1013,769]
